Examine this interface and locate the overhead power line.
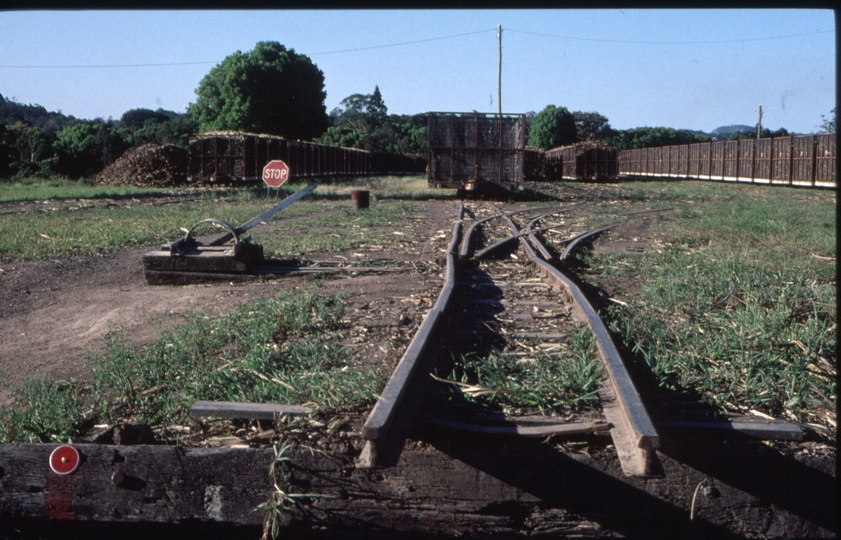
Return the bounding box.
[0,60,219,69]
[505,28,835,45]
[0,28,498,69]
[306,28,496,55]
[1,26,832,69]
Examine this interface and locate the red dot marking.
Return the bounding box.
[49,445,80,475]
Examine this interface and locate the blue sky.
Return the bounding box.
[0,9,835,134]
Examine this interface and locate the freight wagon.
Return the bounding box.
[187,131,424,183]
[427,112,527,190]
[544,142,619,181]
[618,133,835,188]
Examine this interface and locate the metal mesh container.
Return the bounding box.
[427,112,526,190]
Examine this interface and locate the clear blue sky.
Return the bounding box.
[0,9,835,134]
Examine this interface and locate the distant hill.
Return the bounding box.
[711,124,754,139]
[0,93,73,130]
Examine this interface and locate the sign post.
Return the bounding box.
[262,160,290,198]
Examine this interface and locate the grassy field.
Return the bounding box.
[0,177,835,443]
[580,181,836,430]
[0,176,451,260]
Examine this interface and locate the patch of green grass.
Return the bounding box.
[262,200,421,255]
[0,197,270,260]
[0,289,384,443]
[0,180,426,261]
[0,176,170,202]
[440,326,604,414]
[0,376,90,443]
[591,183,836,426]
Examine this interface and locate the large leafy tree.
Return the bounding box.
[118,108,198,148]
[572,110,615,141]
[328,86,389,134]
[189,41,329,141]
[317,87,425,154]
[5,124,59,178]
[119,108,171,130]
[53,120,128,178]
[527,105,577,149]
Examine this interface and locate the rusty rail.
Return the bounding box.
[460,204,563,258]
[491,205,661,477]
[357,203,464,468]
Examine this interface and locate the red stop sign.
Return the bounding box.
[262,160,290,187]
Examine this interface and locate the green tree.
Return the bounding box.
[189,41,328,140]
[608,127,710,150]
[315,125,366,149]
[728,127,789,140]
[329,87,389,133]
[5,124,59,178]
[119,108,171,130]
[368,86,388,129]
[0,124,21,178]
[572,110,614,141]
[319,87,402,152]
[819,107,836,133]
[527,105,577,149]
[53,121,128,178]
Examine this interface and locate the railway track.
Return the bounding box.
[0,191,833,535]
[359,200,664,476]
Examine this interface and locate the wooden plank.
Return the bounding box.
[143,265,409,286]
[0,443,272,525]
[420,417,610,437]
[142,251,249,273]
[657,417,804,441]
[190,401,312,420]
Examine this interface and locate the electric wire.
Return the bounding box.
[6,25,832,69]
[0,28,498,69]
[505,27,835,45]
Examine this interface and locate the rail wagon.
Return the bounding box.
[188,131,371,182]
[427,112,527,190]
[543,142,619,181]
[617,133,836,188]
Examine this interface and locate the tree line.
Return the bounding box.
[1,40,832,181]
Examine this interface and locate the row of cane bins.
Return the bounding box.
[351,190,369,210]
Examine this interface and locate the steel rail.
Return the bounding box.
[490,205,661,477]
[531,207,671,262]
[460,204,568,258]
[357,202,464,468]
[559,222,625,261]
[526,213,558,260]
[473,222,579,259]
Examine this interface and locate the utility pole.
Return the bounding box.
[497,24,502,118]
[756,105,765,139]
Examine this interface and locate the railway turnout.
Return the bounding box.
[359,201,663,476]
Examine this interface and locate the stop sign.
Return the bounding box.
[262,160,290,187]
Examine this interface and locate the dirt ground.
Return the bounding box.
[0,199,459,402]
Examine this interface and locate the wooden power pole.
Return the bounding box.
[498,24,502,118]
